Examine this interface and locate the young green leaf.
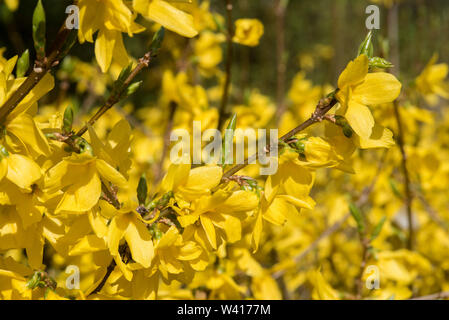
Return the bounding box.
[62,105,73,134]
[125,81,143,97]
[358,30,374,58]
[115,63,133,89]
[389,178,403,199]
[221,113,237,166]
[26,272,41,289]
[149,27,165,56]
[371,216,387,241]
[32,0,46,61]
[16,49,30,77]
[349,203,365,235]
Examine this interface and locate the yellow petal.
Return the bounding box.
[178,241,202,261]
[157,225,179,248]
[8,74,54,121]
[55,169,101,213]
[88,125,115,165]
[0,158,7,181]
[133,0,149,15]
[95,28,116,73]
[108,214,129,257]
[200,215,217,249]
[281,163,315,199]
[353,72,402,105]
[23,223,44,270]
[184,165,223,191]
[263,197,288,226]
[310,270,340,300]
[221,190,259,212]
[7,113,51,157]
[113,255,133,282]
[112,31,130,69]
[43,160,71,194]
[337,54,368,89]
[277,194,315,210]
[95,159,128,189]
[345,100,375,139]
[160,162,190,193]
[69,235,107,256]
[251,209,263,253]
[147,0,198,38]
[124,215,154,268]
[357,124,395,149]
[6,154,42,190]
[88,207,109,238]
[223,215,241,243]
[251,274,282,300]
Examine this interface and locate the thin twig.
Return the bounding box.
[221,94,338,181]
[355,237,370,299]
[217,0,234,131]
[393,100,414,250]
[90,260,116,295]
[101,181,120,210]
[0,24,74,123]
[76,52,152,137]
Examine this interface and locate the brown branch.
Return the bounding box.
[0,24,74,123]
[355,237,370,299]
[221,94,338,181]
[153,101,177,184]
[76,51,152,137]
[217,0,234,131]
[68,52,156,298]
[393,100,414,250]
[90,260,116,295]
[101,181,120,210]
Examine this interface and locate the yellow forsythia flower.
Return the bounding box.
[336,54,401,148]
[232,19,264,47]
[133,0,198,38]
[415,54,449,105]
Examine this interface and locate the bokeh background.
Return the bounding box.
[1,0,448,101]
[1,0,448,109]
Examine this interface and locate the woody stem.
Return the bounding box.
[221,95,338,181]
[217,0,234,131]
[0,24,75,123]
[392,100,414,250]
[76,51,152,137]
